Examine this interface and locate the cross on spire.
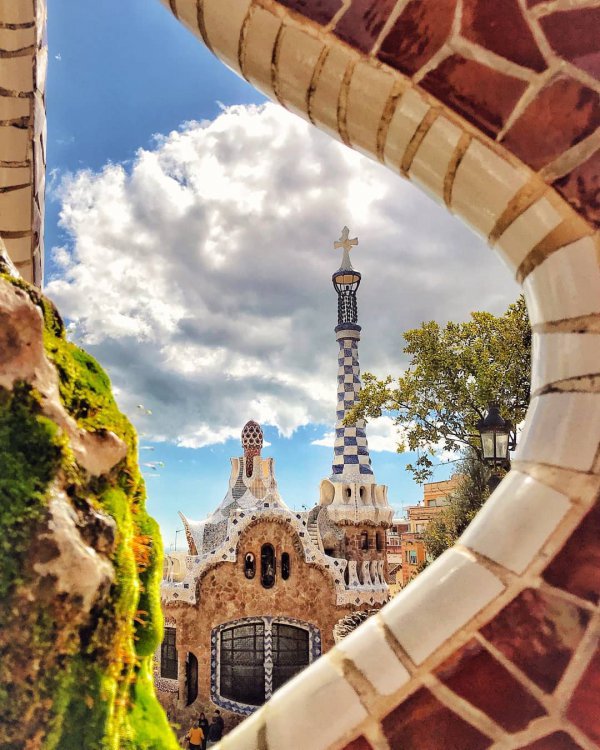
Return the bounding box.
[334,226,358,270]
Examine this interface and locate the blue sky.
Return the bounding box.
[45,0,519,549]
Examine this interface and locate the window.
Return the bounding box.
[281,552,290,580]
[161,626,178,679]
[186,652,198,706]
[375,532,383,551]
[409,550,418,565]
[220,622,265,706]
[261,544,276,588]
[214,619,317,712]
[244,552,256,579]
[360,531,368,550]
[272,624,309,692]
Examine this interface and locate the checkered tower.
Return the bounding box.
[330,227,374,484]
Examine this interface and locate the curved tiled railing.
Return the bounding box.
[154,1,599,748]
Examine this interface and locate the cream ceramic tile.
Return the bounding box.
[310,45,354,142]
[346,62,395,158]
[3,236,31,264]
[532,332,600,392]
[383,88,430,169]
[35,43,47,93]
[0,166,31,189]
[337,614,410,696]
[0,184,31,232]
[173,0,202,37]
[241,7,281,99]
[496,196,564,274]
[276,26,324,119]
[409,116,462,205]
[0,96,29,121]
[515,392,600,472]
[461,471,571,574]
[0,54,34,95]
[0,0,34,25]
[18,260,34,284]
[452,140,529,237]
[203,0,252,75]
[0,25,35,52]
[379,548,504,665]
[523,236,600,325]
[266,656,367,750]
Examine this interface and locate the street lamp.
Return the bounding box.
[476,402,516,492]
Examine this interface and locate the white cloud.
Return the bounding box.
[45,103,519,448]
[311,416,403,453]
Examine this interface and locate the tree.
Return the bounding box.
[421,451,490,562]
[347,296,530,483]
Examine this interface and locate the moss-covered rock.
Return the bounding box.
[0,275,179,749]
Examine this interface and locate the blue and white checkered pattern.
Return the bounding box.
[331,332,374,480]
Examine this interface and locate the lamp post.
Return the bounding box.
[476,402,516,493]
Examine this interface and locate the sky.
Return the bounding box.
[45,0,520,549]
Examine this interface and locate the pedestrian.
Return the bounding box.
[198,712,209,750]
[186,719,204,750]
[206,712,224,747]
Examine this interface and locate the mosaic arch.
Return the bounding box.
[0,0,598,748]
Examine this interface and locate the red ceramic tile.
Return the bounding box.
[540,9,600,80]
[543,501,600,604]
[462,0,546,72]
[436,639,546,732]
[341,736,372,750]
[480,588,590,693]
[274,0,342,25]
[381,687,492,750]
[553,149,600,228]
[519,732,583,750]
[334,0,397,54]
[378,0,456,77]
[419,55,528,138]
[502,75,599,171]
[567,648,600,745]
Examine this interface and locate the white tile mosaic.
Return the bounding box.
[532,332,600,393]
[379,548,504,665]
[523,236,600,325]
[514,392,600,472]
[346,62,395,158]
[266,656,367,750]
[242,7,281,99]
[203,0,252,74]
[496,196,563,273]
[276,26,324,119]
[310,45,353,141]
[409,116,462,205]
[452,140,529,237]
[383,87,430,169]
[337,615,410,696]
[461,471,571,575]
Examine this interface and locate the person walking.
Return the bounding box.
[198,712,209,750]
[186,720,204,750]
[206,713,224,747]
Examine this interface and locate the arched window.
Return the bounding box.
[160,626,178,679]
[186,652,198,706]
[261,544,276,588]
[360,531,369,551]
[281,552,290,580]
[244,552,256,579]
[215,619,316,711]
[376,532,383,551]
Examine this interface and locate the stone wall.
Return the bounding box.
[159,518,360,729]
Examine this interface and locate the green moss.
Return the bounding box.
[0,277,175,749]
[0,382,64,600]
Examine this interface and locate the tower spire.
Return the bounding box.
[330,228,374,483]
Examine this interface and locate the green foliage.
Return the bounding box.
[347,296,531,482]
[0,382,64,600]
[422,451,491,562]
[0,277,175,749]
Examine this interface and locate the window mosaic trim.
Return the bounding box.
[210,616,321,716]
